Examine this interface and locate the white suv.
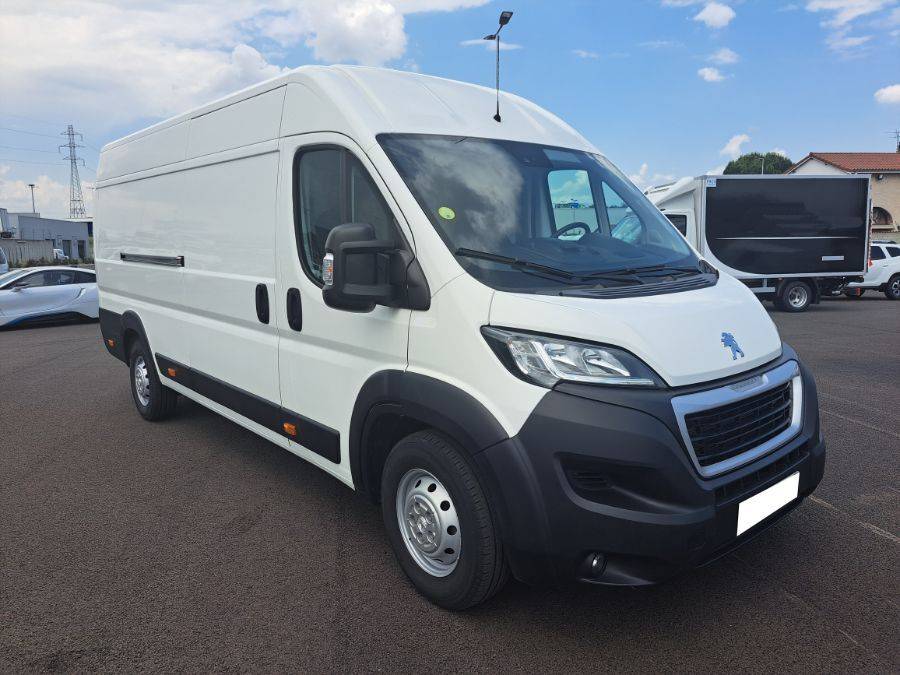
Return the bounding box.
[845,241,900,300]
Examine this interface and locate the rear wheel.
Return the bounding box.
[129,341,178,421]
[776,280,812,312]
[843,288,865,298]
[381,430,508,610]
[885,275,900,301]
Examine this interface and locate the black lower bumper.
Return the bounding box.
[475,348,825,586]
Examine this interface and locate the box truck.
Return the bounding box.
[648,175,870,312]
[95,66,825,608]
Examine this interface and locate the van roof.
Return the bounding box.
[99,65,595,181]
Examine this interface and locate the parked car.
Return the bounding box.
[844,241,900,300]
[0,267,98,327]
[52,248,69,262]
[95,65,825,609]
[0,246,8,274]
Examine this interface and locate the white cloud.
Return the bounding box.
[804,0,895,53]
[0,165,94,219]
[572,49,600,59]
[804,0,894,27]
[460,38,523,51]
[708,47,739,64]
[778,3,801,10]
[826,31,873,50]
[720,133,751,158]
[874,83,900,103]
[698,67,726,82]
[771,147,789,157]
[694,2,737,28]
[629,163,676,190]
[0,1,493,130]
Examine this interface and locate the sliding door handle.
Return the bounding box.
[287,288,303,331]
[255,284,270,324]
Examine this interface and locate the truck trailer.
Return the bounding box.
[648,175,870,311]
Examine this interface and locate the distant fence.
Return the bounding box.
[0,239,54,265]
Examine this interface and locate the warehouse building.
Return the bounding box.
[0,208,92,263]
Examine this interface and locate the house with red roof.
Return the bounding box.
[787,152,900,233]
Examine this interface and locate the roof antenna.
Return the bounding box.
[484,11,513,123]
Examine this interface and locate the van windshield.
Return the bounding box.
[379,134,701,293]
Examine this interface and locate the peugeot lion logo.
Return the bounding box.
[721,332,745,360]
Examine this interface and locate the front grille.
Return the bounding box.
[685,381,793,468]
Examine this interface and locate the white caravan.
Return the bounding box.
[648,175,870,312]
[96,66,825,609]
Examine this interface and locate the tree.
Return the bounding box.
[724,152,793,175]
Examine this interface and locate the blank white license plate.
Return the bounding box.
[736,472,799,536]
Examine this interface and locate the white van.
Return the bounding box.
[96,66,825,609]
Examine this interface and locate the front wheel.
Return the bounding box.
[776,280,813,312]
[129,341,178,421]
[885,275,900,301]
[381,430,508,610]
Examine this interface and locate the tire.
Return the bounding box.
[843,289,865,298]
[128,340,178,421]
[776,280,812,312]
[381,430,508,610]
[884,275,900,301]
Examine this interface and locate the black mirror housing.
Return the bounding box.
[322,223,430,312]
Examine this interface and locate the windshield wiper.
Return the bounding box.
[455,248,645,286]
[455,248,578,280]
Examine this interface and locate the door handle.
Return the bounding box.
[255,283,270,324]
[286,288,302,331]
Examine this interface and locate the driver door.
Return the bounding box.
[274,134,413,483]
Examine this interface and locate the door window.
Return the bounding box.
[295,147,399,284]
[16,272,52,288]
[885,246,900,258]
[547,169,599,239]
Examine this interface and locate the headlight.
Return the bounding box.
[482,327,661,388]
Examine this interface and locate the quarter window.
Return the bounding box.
[74,271,95,283]
[295,147,399,284]
[870,246,885,260]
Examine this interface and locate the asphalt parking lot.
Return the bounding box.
[1,297,897,672]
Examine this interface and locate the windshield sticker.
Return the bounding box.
[438,206,456,220]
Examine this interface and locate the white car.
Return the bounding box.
[0,266,99,327]
[845,242,900,300]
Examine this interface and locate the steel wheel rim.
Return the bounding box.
[891,279,900,295]
[395,468,461,577]
[788,285,808,308]
[134,356,151,407]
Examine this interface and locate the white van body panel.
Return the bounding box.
[408,274,546,438]
[490,273,782,388]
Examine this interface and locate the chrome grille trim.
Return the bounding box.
[672,360,803,478]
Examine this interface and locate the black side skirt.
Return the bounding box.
[155,353,340,464]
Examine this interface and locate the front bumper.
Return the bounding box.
[475,346,825,586]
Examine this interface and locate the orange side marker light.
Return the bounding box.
[106,338,116,348]
[283,422,297,437]
[166,367,178,377]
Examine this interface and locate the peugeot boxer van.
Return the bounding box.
[96,66,825,609]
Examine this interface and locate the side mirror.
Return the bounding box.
[322,223,430,312]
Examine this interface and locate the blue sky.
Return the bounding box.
[1,0,898,216]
